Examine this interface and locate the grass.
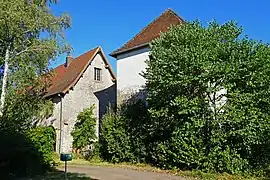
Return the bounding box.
[55,156,265,180]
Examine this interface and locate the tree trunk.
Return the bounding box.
[0,46,10,117]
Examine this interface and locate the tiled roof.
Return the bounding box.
[110,9,185,57]
[44,47,116,97]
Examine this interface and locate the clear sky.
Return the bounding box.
[51,0,270,73]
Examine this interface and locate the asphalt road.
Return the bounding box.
[59,165,187,180]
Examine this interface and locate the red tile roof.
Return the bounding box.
[110,9,185,57]
[44,47,116,97]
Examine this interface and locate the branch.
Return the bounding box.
[215,93,227,102]
[207,92,215,104]
[23,30,32,34]
[15,45,55,57]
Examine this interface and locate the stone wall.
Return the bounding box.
[43,53,116,153]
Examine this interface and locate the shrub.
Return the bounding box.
[71,105,97,152]
[0,126,56,178]
[100,109,134,163]
[99,99,150,163]
[25,126,56,167]
[143,20,270,174]
[99,20,270,177]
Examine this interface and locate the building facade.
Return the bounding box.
[110,9,184,103]
[41,47,116,153]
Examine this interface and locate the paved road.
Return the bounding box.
[59,165,187,180]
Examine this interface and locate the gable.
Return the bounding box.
[110,9,185,57]
[44,47,116,97]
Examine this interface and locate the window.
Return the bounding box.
[94,67,102,81]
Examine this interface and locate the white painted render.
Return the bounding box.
[116,47,150,93]
[115,46,228,111]
[42,53,116,153]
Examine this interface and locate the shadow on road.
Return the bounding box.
[22,170,98,180]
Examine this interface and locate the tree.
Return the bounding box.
[143,21,270,174]
[0,0,71,116]
[71,106,97,152]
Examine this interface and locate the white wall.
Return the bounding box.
[116,47,150,93]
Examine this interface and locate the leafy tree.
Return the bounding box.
[1,90,54,131]
[100,108,134,163]
[0,0,70,177]
[98,21,270,175]
[143,21,270,174]
[71,105,97,151]
[0,0,71,116]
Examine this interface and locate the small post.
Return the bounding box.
[60,153,72,180]
[65,160,68,180]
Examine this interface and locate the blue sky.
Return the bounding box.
[51,0,270,73]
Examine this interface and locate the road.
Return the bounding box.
[59,164,187,180]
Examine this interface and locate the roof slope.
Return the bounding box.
[44,47,116,97]
[110,9,185,57]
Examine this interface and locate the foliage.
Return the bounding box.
[0,0,70,177]
[71,105,97,151]
[1,91,53,131]
[0,0,70,64]
[25,126,56,168]
[100,108,134,163]
[0,0,71,114]
[84,142,102,162]
[99,20,270,177]
[0,126,56,178]
[143,21,270,174]
[100,100,149,163]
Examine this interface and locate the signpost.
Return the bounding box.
[60,153,72,180]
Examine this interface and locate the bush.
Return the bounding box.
[71,105,97,154]
[25,126,56,167]
[143,21,270,175]
[100,109,134,163]
[99,20,270,177]
[0,126,56,178]
[85,142,102,161]
[99,100,150,163]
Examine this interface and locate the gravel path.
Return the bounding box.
[59,164,187,180]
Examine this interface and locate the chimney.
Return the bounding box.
[65,53,73,67]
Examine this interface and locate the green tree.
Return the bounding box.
[100,108,134,163]
[143,21,270,174]
[0,1,70,177]
[0,0,71,116]
[71,105,97,151]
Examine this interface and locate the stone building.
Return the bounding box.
[42,47,116,153]
[110,9,184,102]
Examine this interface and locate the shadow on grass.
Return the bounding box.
[23,170,98,180]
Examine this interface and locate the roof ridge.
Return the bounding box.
[110,8,184,56]
[73,46,100,60]
[165,8,185,23]
[51,47,100,69]
[111,9,176,55]
[111,11,163,55]
[45,46,116,97]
